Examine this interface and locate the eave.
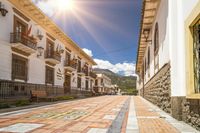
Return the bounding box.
[8,0,97,65]
[136,0,160,73]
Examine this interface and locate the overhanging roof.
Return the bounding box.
[8,0,97,65]
[136,0,160,73]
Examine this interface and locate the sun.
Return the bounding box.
[56,0,75,11]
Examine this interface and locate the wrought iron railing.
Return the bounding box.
[45,51,61,62]
[10,32,37,50]
[89,71,97,79]
[64,59,77,69]
[0,80,64,99]
[0,80,95,99]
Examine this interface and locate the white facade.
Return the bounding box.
[94,74,112,93]
[137,0,200,97]
[0,0,96,92]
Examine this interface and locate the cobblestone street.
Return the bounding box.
[0,96,198,133]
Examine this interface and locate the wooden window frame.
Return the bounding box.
[77,76,81,88]
[45,66,54,85]
[65,52,71,66]
[13,15,28,33]
[185,1,200,99]
[12,54,28,81]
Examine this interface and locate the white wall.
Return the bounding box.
[169,0,199,97]
[143,0,170,84]
[0,0,94,89]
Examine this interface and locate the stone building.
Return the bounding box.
[136,0,200,130]
[0,0,97,100]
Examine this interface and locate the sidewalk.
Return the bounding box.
[126,96,200,133]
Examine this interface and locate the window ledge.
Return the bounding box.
[186,94,200,99]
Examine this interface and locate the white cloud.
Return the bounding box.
[82,48,93,57]
[81,48,136,76]
[94,59,136,76]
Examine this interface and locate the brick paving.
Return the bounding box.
[133,97,179,133]
[0,96,199,133]
[0,96,129,133]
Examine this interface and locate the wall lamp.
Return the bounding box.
[0,2,8,17]
[37,46,44,57]
[143,28,152,44]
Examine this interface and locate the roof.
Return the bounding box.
[136,0,160,73]
[8,0,97,65]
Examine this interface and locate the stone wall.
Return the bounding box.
[182,98,200,130]
[144,63,171,113]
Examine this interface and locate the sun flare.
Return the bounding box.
[55,0,75,11]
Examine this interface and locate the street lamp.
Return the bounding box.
[0,2,8,17]
[143,28,152,44]
[37,46,44,57]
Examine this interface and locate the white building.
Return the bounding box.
[94,73,112,94]
[0,0,97,99]
[136,0,200,129]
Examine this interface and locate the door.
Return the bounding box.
[46,40,54,57]
[14,16,27,33]
[77,77,81,89]
[14,16,28,42]
[64,74,71,93]
[85,80,89,90]
[78,60,81,72]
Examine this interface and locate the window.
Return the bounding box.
[154,22,159,71]
[154,23,159,54]
[193,19,200,93]
[86,80,89,90]
[77,77,81,88]
[46,39,54,57]
[185,2,200,98]
[78,60,81,72]
[147,47,150,67]
[45,66,54,85]
[12,54,28,81]
[65,52,71,66]
[95,79,98,86]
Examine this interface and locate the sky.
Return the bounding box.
[32,0,142,76]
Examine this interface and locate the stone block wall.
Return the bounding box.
[182,99,200,130]
[144,63,171,113]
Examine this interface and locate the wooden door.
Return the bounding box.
[64,74,71,93]
[46,40,54,57]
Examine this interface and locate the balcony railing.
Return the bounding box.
[90,71,97,79]
[10,32,37,50]
[64,59,77,70]
[45,51,61,63]
[83,68,89,76]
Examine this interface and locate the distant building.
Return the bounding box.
[136,0,200,129]
[94,74,112,94]
[111,84,120,95]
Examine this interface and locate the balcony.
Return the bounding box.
[10,32,37,54]
[64,59,77,71]
[83,68,89,77]
[77,68,85,76]
[45,51,61,64]
[90,71,97,79]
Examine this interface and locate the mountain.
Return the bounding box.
[93,68,137,94]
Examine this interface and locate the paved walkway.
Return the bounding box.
[126,96,200,133]
[0,96,199,133]
[0,96,129,133]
